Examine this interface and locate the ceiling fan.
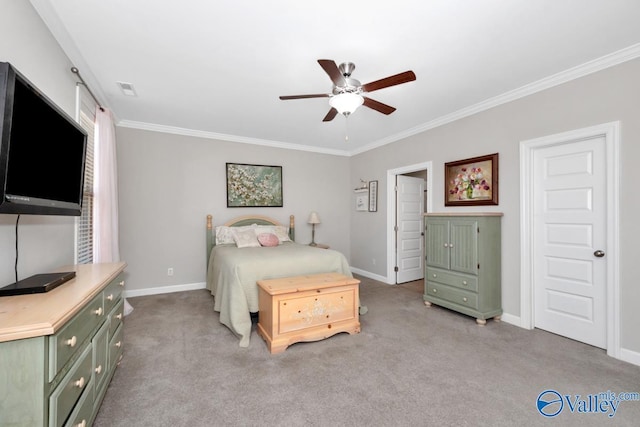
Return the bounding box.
[279,59,416,122]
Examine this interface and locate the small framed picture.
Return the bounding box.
[368,180,378,212]
[355,193,368,211]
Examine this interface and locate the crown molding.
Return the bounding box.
[349,43,640,156]
[117,120,351,157]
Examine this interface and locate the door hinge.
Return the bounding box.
[477,263,480,270]
[394,225,399,232]
[477,226,480,233]
[394,266,399,272]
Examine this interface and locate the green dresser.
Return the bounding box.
[0,262,126,426]
[423,214,502,325]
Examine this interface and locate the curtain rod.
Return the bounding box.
[71,66,105,112]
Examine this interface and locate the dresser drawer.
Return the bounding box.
[278,287,357,334]
[108,298,125,339]
[109,323,124,370]
[92,321,110,401]
[103,274,125,315]
[63,376,94,427]
[49,293,105,382]
[49,342,93,427]
[426,267,478,292]
[425,282,479,310]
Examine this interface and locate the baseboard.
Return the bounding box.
[124,281,206,298]
[499,312,521,327]
[350,267,392,284]
[619,348,640,367]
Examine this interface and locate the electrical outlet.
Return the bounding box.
[167,268,174,276]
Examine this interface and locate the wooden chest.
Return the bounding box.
[256,272,360,354]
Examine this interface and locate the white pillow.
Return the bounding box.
[232,227,261,248]
[216,225,254,245]
[273,225,291,242]
[215,226,235,245]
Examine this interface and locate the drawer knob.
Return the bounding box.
[75,376,85,388]
[443,243,449,248]
[76,420,87,427]
[95,365,102,375]
[115,341,122,348]
[119,280,125,287]
[432,273,437,278]
[66,336,77,347]
[433,289,437,293]
[462,280,467,285]
[106,294,114,301]
[116,313,123,320]
[94,307,103,316]
[463,297,468,302]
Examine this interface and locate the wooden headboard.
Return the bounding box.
[206,214,296,267]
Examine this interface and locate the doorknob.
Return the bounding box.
[594,250,605,258]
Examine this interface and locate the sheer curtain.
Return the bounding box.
[93,107,133,314]
[93,107,120,262]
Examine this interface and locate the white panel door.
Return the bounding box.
[396,175,424,283]
[533,136,607,348]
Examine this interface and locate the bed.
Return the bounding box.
[205,214,355,347]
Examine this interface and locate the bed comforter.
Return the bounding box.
[206,242,352,347]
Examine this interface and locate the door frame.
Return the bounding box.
[386,161,433,284]
[519,121,620,357]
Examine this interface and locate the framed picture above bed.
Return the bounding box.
[226,163,283,207]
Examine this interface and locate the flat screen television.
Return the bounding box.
[0,62,87,216]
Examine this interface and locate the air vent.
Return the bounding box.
[117,81,137,97]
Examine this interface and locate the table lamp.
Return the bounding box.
[308,212,321,246]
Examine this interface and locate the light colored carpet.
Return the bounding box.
[94,276,640,426]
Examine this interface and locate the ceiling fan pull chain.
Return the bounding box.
[345,115,349,142]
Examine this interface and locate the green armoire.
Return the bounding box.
[423,213,502,325]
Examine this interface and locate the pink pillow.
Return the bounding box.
[257,233,279,247]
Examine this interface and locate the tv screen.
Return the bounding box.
[0,62,87,216]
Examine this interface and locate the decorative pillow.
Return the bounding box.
[257,233,279,247]
[232,227,261,248]
[272,225,291,242]
[216,225,255,245]
[215,226,236,245]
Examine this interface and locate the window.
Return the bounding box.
[75,100,95,264]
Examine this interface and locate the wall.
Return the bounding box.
[0,1,80,286]
[116,127,351,295]
[350,58,640,356]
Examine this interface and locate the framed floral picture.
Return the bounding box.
[444,153,498,206]
[226,163,283,207]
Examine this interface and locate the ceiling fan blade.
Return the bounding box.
[322,108,338,122]
[361,70,416,93]
[279,94,330,100]
[363,97,396,115]
[317,59,346,86]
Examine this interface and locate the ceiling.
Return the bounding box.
[31,0,640,156]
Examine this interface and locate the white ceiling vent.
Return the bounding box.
[117,81,137,97]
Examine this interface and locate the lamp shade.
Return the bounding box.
[308,211,321,224]
[329,92,364,115]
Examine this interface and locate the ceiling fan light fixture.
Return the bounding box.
[329,92,364,116]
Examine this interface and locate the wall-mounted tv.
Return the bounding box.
[0,62,87,216]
